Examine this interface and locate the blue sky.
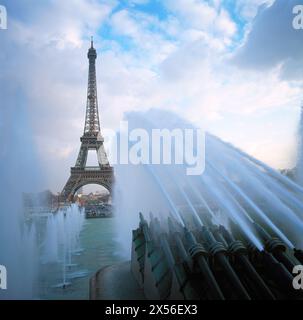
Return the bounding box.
[0,0,303,192]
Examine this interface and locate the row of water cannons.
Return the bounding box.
[131,212,303,300]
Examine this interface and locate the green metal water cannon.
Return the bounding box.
[183,227,225,300]
[200,226,251,300]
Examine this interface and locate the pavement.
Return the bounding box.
[90,261,146,300]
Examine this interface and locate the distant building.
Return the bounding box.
[23,190,60,214]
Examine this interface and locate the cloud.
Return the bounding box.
[233,0,303,81]
[164,0,237,43]
[235,0,274,19]
[109,8,178,64]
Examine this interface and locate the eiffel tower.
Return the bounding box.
[61,38,114,201]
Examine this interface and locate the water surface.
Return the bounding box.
[39,218,125,300]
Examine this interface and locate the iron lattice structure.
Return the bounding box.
[62,39,113,201]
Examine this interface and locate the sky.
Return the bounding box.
[0,0,303,192]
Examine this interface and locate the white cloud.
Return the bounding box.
[236,0,274,19]
[109,9,178,65]
[10,0,116,49]
[164,0,237,43]
[216,9,237,38]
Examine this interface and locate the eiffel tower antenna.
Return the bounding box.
[84,35,100,135]
[61,39,114,201]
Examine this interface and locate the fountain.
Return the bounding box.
[104,110,303,300]
[42,204,87,288]
[114,109,303,254]
[0,93,42,299]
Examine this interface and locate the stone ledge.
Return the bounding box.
[90,261,146,300]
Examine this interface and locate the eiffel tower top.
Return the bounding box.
[91,36,93,48]
[84,37,100,136]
